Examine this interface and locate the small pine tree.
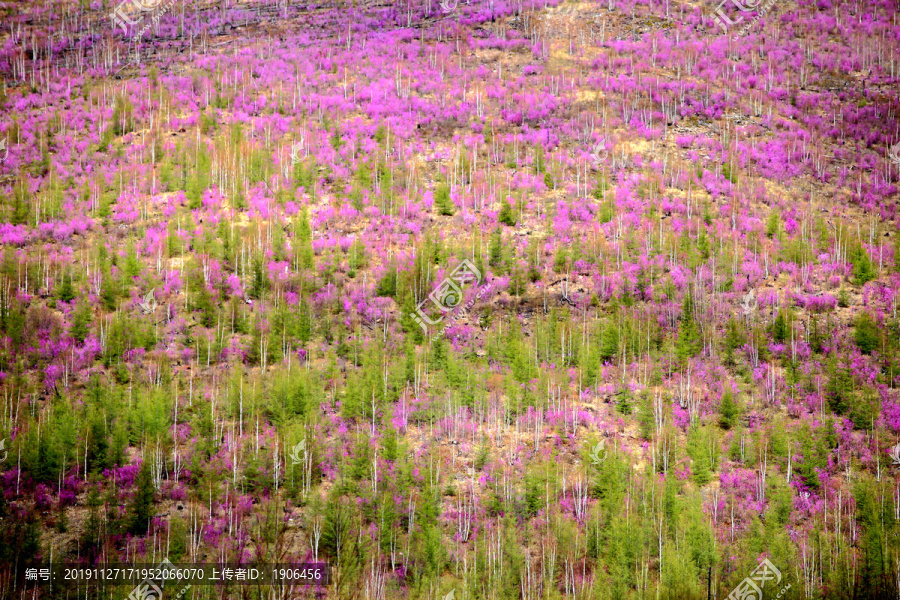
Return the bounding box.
[232,187,247,210]
[771,310,790,343]
[186,173,204,210]
[100,268,118,311]
[57,271,75,302]
[168,517,188,562]
[676,319,702,363]
[553,246,568,273]
[375,267,397,298]
[123,246,141,280]
[55,503,68,533]
[849,389,879,431]
[523,472,543,517]
[894,231,900,273]
[825,359,853,416]
[126,460,156,536]
[195,284,216,328]
[616,386,633,415]
[766,211,780,238]
[855,479,892,596]
[638,391,654,440]
[837,286,850,307]
[250,258,268,300]
[599,320,619,361]
[850,240,877,285]
[855,311,879,354]
[329,129,342,152]
[723,317,745,366]
[497,199,516,226]
[382,426,399,463]
[808,315,824,353]
[488,229,503,269]
[320,492,352,559]
[509,265,526,297]
[474,438,490,470]
[676,293,703,362]
[295,208,314,270]
[398,296,424,343]
[69,299,92,343]
[722,161,737,184]
[434,183,454,216]
[697,231,710,259]
[80,481,103,560]
[719,389,739,429]
[688,426,712,486]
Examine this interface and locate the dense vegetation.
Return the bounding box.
[0,0,899,598]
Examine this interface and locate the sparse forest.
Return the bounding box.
[0,0,899,598]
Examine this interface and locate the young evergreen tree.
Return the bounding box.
[719,389,739,429]
[100,266,119,311]
[375,265,398,298]
[850,240,877,285]
[498,199,516,226]
[826,358,854,416]
[599,319,619,362]
[80,481,103,561]
[675,291,703,362]
[687,425,712,485]
[855,311,879,354]
[434,183,454,216]
[855,478,891,597]
[488,229,503,269]
[70,299,92,343]
[127,460,156,536]
[553,246,568,273]
[722,317,745,366]
[771,309,790,343]
[250,258,268,300]
[766,210,780,238]
[57,270,76,302]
